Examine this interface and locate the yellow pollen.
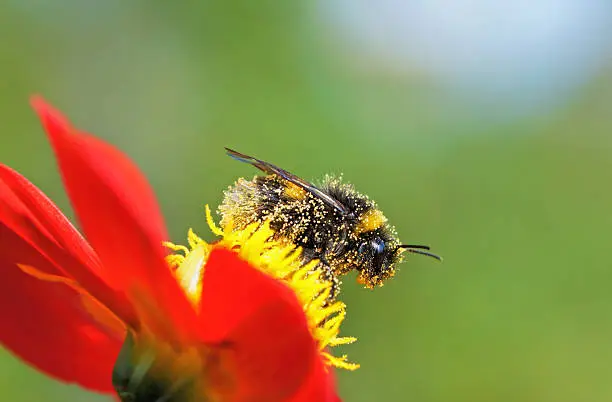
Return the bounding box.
[283,182,307,200]
[164,205,359,371]
[354,208,387,235]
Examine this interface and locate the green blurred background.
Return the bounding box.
[2,1,612,401]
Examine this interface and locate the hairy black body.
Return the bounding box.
[220,174,401,292]
[219,148,441,294]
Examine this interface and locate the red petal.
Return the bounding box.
[0,164,136,325]
[0,224,121,392]
[199,248,318,402]
[30,96,195,340]
[287,358,340,402]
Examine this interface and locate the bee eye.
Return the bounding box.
[358,243,368,254]
[371,237,385,254]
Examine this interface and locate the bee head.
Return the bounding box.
[354,232,399,288]
[355,233,441,288]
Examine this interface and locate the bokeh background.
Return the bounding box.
[2,1,612,401]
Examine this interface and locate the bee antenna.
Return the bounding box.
[400,244,430,250]
[398,245,443,261]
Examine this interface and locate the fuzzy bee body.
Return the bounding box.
[219,148,440,293]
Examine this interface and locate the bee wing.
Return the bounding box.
[225,147,350,215]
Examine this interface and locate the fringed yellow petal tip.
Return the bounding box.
[204,204,223,236]
[164,204,359,371]
[164,237,208,309]
[321,352,360,371]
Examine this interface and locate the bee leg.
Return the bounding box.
[316,258,340,301]
[331,227,349,257]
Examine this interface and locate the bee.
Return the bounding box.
[219,148,441,294]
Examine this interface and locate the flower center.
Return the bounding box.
[164,206,359,371]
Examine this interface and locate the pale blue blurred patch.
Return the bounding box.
[320,0,612,121]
